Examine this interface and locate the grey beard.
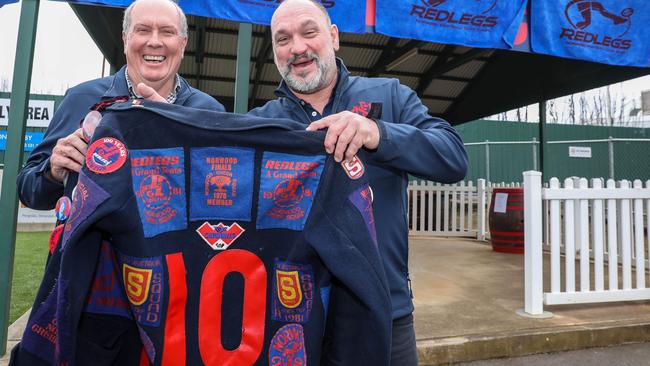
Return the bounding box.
[281,52,333,94]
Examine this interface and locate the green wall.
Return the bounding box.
[456,120,650,182]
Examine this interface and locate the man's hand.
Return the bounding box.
[306,111,380,162]
[49,128,87,182]
[136,83,167,103]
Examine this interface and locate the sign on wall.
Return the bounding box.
[0,99,55,128]
[0,132,45,151]
[568,146,592,158]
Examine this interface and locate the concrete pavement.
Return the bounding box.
[3,236,650,365]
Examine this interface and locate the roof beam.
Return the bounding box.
[368,39,426,77]
[415,44,456,96]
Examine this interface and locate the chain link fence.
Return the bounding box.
[464,138,650,183]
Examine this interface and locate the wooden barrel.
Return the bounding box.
[489,188,524,254]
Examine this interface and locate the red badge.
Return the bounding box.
[49,224,64,254]
[86,137,128,174]
[196,222,245,250]
[341,155,364,180]
[55,196,72,221]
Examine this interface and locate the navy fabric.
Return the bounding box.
[17,66,224,211]
[391,314,418,366]
[376,0,527,49]
[249,59,468,319]
[11,101,391,366]
[531,0,650,67]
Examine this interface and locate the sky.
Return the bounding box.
[0,0,648,122]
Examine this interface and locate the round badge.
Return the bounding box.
[49,224,64,254]
[269,324,306,365]
[55,196,72,221]
[82,110,102,142]
[86,137,128,174]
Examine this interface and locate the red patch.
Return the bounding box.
[86,137,128,174]
[196,222,245,250]
[49,224,64,254]
[350,101,372,116]
[341,155,365,180]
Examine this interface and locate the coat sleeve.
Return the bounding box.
[16,91,81,209]
[371,82,468,183]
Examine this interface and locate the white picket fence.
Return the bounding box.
[407,179,521,239]
[524,171,650,315]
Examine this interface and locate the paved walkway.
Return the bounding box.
[4,236,650,365]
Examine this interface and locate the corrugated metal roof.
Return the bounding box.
[423,79,467,97]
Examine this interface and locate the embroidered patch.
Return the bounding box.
[21,284,58,362]
[257,152,325,230]
[86,137,128,174]
[341,155,365,180]
[269,324,306,366]
[131,148,187,238]
[272,260,314,323]
[49,224,63,254]
[55,196,71,221]
[189,147,254,221]
[84,242,132,319]
[62,170,110,247]
[348,184,378,247]
[118,254,164,327]
[196,221,245,250]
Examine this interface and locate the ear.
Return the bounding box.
[180,36,188,58]
[122,33,128,55]
[330,24,340,52]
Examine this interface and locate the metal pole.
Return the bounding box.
[234,23,252,114]
[539,102,547,181]
[532,137,538,171]
[0,0,39,356]
[608,136,615,180]
[485,140,490,183]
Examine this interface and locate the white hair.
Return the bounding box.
[122,0,188,37]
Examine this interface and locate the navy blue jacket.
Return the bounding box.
[249,59,468,319]
[17,66,224,210]
[11,101,391,366]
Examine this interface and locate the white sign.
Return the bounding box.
[568,146,592,158]
[18,207,57,224]
[0,98,55,128]
[493,192,508,213]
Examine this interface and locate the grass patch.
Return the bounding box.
[10,231,49,324]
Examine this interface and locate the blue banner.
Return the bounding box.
[58,0,367,34]
[180,0,366,34]
[0,0,18,7]
[375,0,528,49]
[531,0,650,67]
[0,132,44,152]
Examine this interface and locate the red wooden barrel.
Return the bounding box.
[489,187,524,254]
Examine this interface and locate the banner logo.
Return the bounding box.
[410,0,499,28]
[269,324,306,366]
[276,270,303,309]
[560,0,633,50]
[123,264,153,306]
[196,221,245,250]
[341,155,364,180]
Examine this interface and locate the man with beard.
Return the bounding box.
[17,0,224,211]
[248,0,468,364]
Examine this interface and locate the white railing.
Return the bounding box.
[407,179,521,240]
[524,171,650,315]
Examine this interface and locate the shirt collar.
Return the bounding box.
[125,66,181,104]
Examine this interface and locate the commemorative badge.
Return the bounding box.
[55,196,72,221]
[341,155,364,180]
[86,137,128,174]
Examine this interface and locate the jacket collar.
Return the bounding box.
[274,58,350,105]
[101,65,194,104]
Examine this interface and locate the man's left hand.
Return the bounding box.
[306,111,380,162]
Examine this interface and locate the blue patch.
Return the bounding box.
[189,147,254,221]
[272,259,314,324]
[256,152,325,230]
[21,284,58,363]
[84,242,132,319]
[62,170,110,247]
[131,148,187,238]
[348,184,378,247]
[117,253,165,327]
[269,324,306,366]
